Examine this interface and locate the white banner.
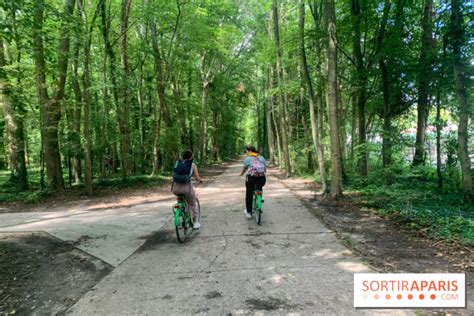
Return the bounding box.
[354,273,466,308]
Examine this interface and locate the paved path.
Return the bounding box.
[62,161,408,315]
[0,198,172,267]
[0,161,414,314]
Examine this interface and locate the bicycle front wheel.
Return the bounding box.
[175,213,187,243]
[195,198,201,220]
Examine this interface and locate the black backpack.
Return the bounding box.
[173,159,193,183]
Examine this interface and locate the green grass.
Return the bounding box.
[300,165,473,246]
[94,174,168,190]
[344,167,474,246]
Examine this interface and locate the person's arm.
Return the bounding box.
[192,164,203,183]
[240,166,247,176]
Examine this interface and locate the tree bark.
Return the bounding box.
[70,41,82,184]
[0,38,28,190]
[211,109,218,161]
[149,19,168,175]
[199,79,209,164]
[172,78,187,147]
[100,0,120,175]
[324,0,343,198]
[350,0,368,177]
[298,0,327,192]
[79,0,100,195]
[413,0,434,166]
[265,65,276,165]
[377,0,392,184]
[118,0,133,177]
[151,91,162,176]
[198,52,215,164]
[33,0,75,191]
[435,92,443,190]
[450,0,472,193]
[272,0,291,177]
[269,64,282,164]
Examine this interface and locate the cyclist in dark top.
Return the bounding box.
[172,150,203,229]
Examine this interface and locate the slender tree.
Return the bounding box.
[118,0,133,176]
[324,0,343,198]
[298,0,327,193]
[272,0,291,177]
[449,0,472,194]
[265,65,276,165]
[79,0,101,195]
[350,0,368,177]
[0,36,28,190]
[413,0,435,166]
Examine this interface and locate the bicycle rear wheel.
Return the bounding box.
[175,212,188,243]
[255,208,262,225]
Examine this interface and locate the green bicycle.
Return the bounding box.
[253,189,264,225]
[173,194,200,243]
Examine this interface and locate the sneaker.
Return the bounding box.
[193,222,201,229]
[244,209,252,218]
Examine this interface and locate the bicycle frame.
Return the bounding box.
[253,190,263,210]
[173,198,191,226]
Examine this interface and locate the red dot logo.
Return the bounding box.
[431,294,436,300]
[408,294,413,300]
[397,294,402,300]
[419,294,425,300]
[385,294,391,300]
[374,294,380,300]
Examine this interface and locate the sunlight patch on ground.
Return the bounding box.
[313,248,350,259]
[271,274,283,284]
[336,261,369,273]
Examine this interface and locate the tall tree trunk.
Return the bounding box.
[350,92,356,162]
[100,0,120,175]
[199,79,209,164]
[413,0,434,166]
[70,42,82,184]
[198,51,214,164]
[435,92,443,190]
[80,0,100,195]
[0,38,28,190]
[337,81,347,181]
[149,23,166,174]
[172,78,187,146]
[33,0,75,191]
[211,109,218,161]
[324,0,343,198]
[350,0,368,177]
[7,15,28,190]
[151,92,162,176]
[298,0,327,192]
[381,58,392,183]
[101,51,109,179]
[118,0,133,176]
[265,65,276,165]
[377,0,392,184]
[272,0,291,177]
[271,67,282,165]
[317,81,326,177]
[450,0,472,193]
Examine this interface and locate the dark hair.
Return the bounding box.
[181,150,193,160]
[246,145,258,153]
